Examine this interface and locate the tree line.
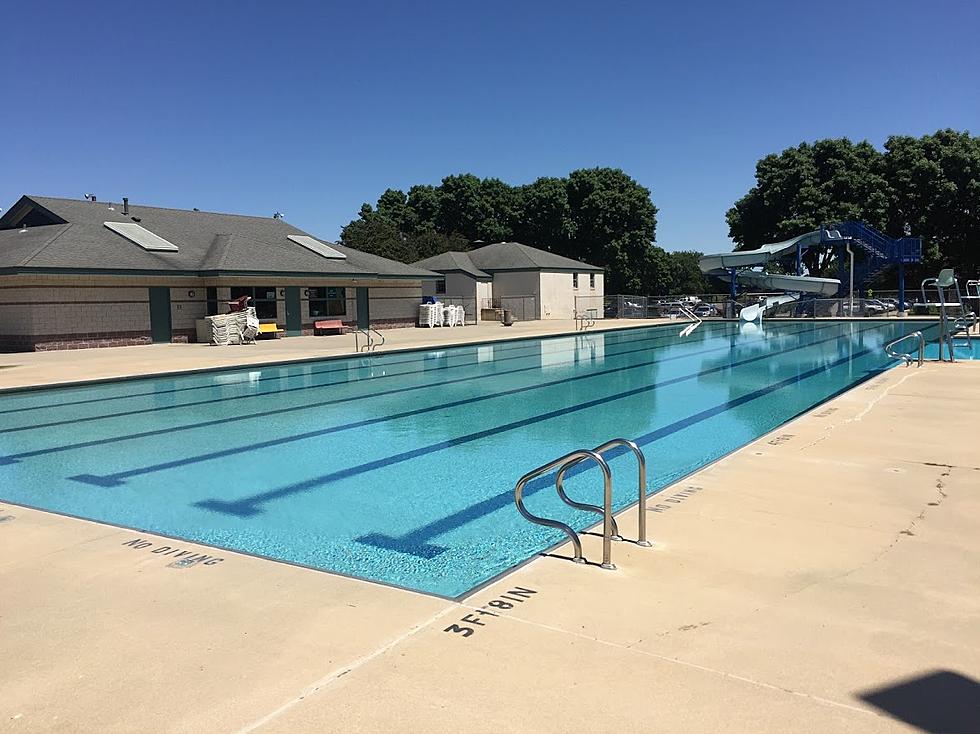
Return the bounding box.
[340,168,717,295]
[727,129,980,281]
[340,129,979,297]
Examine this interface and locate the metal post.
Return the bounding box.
[729,268,737,300]
[795,241,802,276]
[846,242,855,316]
[897,262,906,315]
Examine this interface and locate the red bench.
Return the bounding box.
[314,319,349,335]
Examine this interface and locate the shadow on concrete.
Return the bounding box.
[858,669,980,733]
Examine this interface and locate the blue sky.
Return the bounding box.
[2,0,977,251]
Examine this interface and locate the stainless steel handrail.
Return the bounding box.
[514,449,617,569]
[676,306,702,336]
[354,328,386,353]
[555,438,652,547]
[574,309,597,332]
[885,331,924,367]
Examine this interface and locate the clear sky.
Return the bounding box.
[2,0,977,251]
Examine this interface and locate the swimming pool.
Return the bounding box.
[0,320,938,597]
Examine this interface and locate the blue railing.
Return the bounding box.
[826,221,922,265]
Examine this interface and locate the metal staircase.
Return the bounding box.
[825,222,922,299]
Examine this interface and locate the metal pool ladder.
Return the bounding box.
[677,306,702,337]
[885,331,925,367]
[354,328,385,353]
[514,438,652,571]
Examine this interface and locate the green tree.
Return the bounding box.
[668,250,713,294]
[565,167,659,292]
[408,230,471,260]
[726,138,890,276]
[884,129,980,272]
[514,176,574,253]
[340,207,417,262]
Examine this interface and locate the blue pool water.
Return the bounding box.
[0,320,939,597]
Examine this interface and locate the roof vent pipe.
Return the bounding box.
[123,197,129,215]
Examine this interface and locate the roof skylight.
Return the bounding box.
[104,221,179,252]
[287,234,347,260]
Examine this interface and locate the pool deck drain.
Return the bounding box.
[1,361,978,732]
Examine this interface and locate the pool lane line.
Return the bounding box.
[0,321,817,442]
[192,322,888,518]
[0,321,726,415]
[358,341,897,560]
[64,322,838,485]
[32,322,821,476]
[0,322,747,433]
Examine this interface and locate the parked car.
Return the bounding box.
[693,304,717,317]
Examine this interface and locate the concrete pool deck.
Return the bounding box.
[0,318,668,391]
[1,344,978,732]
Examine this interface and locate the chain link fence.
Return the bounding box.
[596,292,938,320]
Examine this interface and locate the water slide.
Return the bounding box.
[699,231,840,321]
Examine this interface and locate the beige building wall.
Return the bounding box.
[489,271,542,319]
[536,271,604,320]
[0,275,425,352]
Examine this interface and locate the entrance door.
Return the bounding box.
[356,287,370,329]
[284,286,301,336]
[148,287,172,343]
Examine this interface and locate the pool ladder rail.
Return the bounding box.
[574,309,597,332]
[354,328,385,353]
[514,438,652,571]
[885,331,925,367]
[676,306,702,337]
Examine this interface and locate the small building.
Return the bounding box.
[413,241,603,321]
[0,195,439,351]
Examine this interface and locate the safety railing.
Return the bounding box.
[676,306,702,336]
[514,439,652,571]
[354,328,385,353]
[885,331,925,368]
[574,308,597,331]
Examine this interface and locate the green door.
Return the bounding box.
[356,287,370,329]
[148,287,172,343]
[284,286,301,336]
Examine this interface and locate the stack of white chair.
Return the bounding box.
[206,313,233,345]
[419,302,444,327]
[444,305,465,327]
[206,307,259,345]
[241,307,259,344]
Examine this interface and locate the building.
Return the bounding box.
[0,195,439,351]
[413,241,604,321]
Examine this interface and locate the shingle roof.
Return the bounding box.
[0,195,440,280]
[412,251,491,279]
[468,241,602,272]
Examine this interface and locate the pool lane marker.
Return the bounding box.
[0,322,723,416]
[193,324,886,524]
[65,322,827,487]
[0,324,729,431]
[4,325,747,466]
[355,341,887,559]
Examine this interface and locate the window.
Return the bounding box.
[309,287,347,317]
[436,280,446,294]
[589,273,596,290]
[206,287,219,316]
[231,285,277,320]
[572,273,579,289]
